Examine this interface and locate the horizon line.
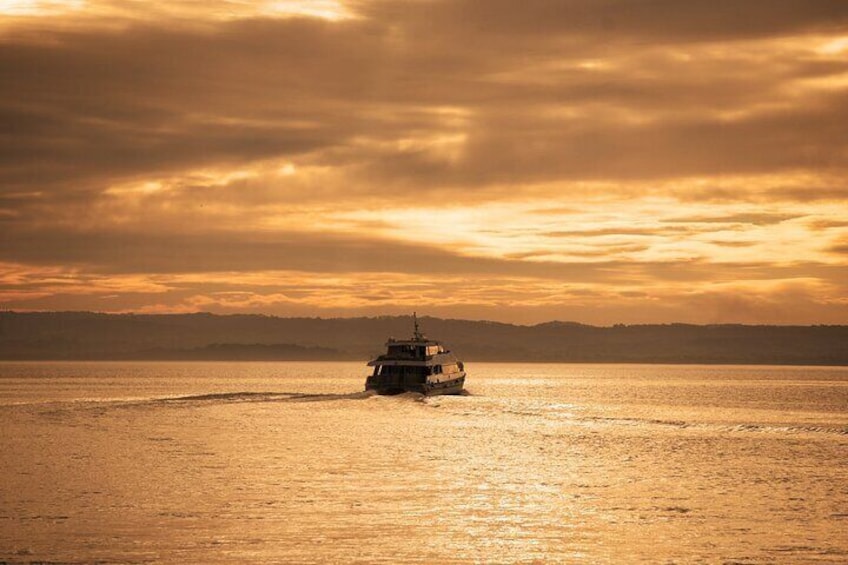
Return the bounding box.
[2,309,845,329]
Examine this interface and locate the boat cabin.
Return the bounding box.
[385,340,445,360]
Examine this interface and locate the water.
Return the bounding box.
[1,362,846,564]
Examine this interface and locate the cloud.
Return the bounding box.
[827,239,848,255]
[663,213,801,225]
[3,3,848,204]
[0,225,617,279]
[358,0,848,45]
[0,0,846,323]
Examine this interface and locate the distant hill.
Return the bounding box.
[1,311,847,365]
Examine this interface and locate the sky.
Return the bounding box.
[1,0,847,325]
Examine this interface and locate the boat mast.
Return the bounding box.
[413,311,423,341]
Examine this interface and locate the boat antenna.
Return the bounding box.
[413,311,423,340]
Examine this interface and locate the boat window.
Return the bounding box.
[376,365,428,378]
[387,344,419,357]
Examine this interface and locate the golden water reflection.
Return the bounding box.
[0,362,846,563]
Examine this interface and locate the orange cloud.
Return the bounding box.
[1,0,847,324]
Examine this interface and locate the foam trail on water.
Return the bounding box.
[160,390,377,404]
[5,390,380,413]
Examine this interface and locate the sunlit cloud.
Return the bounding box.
[0,0,351,23]
[1,0,847,324]
[3,263,845,325]
[817,36,848,55]
[261,0,352,20]
[0,0,82,16]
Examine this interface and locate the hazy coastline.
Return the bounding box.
[2,311,846,365]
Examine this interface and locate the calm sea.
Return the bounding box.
[1,362,846,564]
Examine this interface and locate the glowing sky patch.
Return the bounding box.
[261,0,352,20]
[0,0,83,15]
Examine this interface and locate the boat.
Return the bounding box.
[365,313,466,395]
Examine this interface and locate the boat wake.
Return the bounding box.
[418,398,848,436]
[3,390,380,413]
[15,390,844,437]
[158,390,377,404]
[577,415,848,436]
